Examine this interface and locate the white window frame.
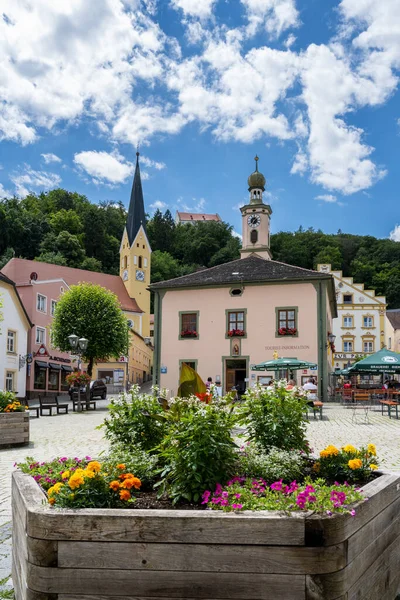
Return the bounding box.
[5,371,14,392]
[343,316,353,328]
[7,330,16,353]
[51,299,57,316]
[134,256,137,265]
[363,316,373,328]
[144,257,148,268]
[343,341,353,352]
[35,327,46,345]
[37,293,47,313]
[363,341,374,353]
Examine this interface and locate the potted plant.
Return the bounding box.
[0,390,29,447]
[228,329,245,337]
[278,326,297,336]
[180,329,198,338]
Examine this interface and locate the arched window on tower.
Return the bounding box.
[138,256,143,268]
[250,230,258,244]
[123,256,127,269]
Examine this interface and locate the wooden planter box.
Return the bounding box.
[12,471,400,600]
[0,412,29,448]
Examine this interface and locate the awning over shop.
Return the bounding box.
[35,361,49,368]
[49,362,62,370]
[347,349,400,374]
[61,365,73,372]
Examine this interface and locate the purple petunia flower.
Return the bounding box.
[270,480,283,492]
[201,490,211,504]
[231,503,243,510]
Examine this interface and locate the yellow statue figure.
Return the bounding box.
[273,350,279,360]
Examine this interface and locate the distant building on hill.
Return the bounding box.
[317,264,386,370]
[386,309,400,353]
[151,157,337,401]
[1,153,153,397]
[175,211,221,225]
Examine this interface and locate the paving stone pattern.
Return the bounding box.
[2,399,400,597]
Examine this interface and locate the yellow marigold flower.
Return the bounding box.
[119,489,131,501]
[312,462,320,473]
[370,464,378,470]
[86,461,101,473]
[48,497,56,505]
[69,474,84,490]
[343,444,357,454]
[61,470,70,479]
[116,464,126,470]
[52,482,64,494]
[48,486,54,496]
[367,444,376,456]
[109,480,120,491]
[84,469,95,478]
[320,445,339,458]
[348,458,363,470]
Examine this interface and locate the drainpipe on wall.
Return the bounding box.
[152,290,162,388]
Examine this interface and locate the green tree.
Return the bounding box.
[54,231,85,266]
[80,256,103,272]
[147,209,176,254]
[50,209,83,235]
[35,252,68,266]
[0,247,15,269]
[313,245,343,270]
[51,283,129,376]
[151,250,183,283]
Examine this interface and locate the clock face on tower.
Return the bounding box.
[248,214,261,228]
[136,270,145,282]
[122,269,128,281]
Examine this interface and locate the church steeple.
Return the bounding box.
[126,152,146,246]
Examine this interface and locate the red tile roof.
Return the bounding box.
[1,258,143,313]
[177,212,221,222]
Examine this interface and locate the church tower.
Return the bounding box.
[240,156,272,260]
[120,152,151,337]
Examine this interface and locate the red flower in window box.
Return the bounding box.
[278,327,297,336]
[181,329,198,338]
[228,329,245,337]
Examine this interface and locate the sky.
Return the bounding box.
[0,0,399,242]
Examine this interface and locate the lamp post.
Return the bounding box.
[68,334,89,412]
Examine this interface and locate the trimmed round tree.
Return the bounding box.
[51,283,129,376]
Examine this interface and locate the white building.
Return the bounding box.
[317,264,386,369]
[0,273,32,397]
[386,310,400,354]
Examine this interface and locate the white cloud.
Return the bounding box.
[73,150,133,184]
[177,197,207,212]
[170,0,217,19]
[241,0,300,38]
[284,33,296,48]
[150,200,167,211]
[0,183,12,198]
[315,194,337,203]
[10,166,61,197]
[140,155,166,170]
[41,153,62,164]
[389,225,400,242]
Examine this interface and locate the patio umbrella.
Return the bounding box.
[347,349,400,374]
[252,358,317,371]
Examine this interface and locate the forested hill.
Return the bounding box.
[0,190,399,308]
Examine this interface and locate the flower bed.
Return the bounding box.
[12,469,400,600]
[0,391,29,448]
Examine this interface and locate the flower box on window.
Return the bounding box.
[180,330,198,338]
[227,329,245,337]
[278,327,297,336]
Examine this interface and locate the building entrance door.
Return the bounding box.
[225,359,247,396]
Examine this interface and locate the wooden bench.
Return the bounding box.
[351,393,371,423]
[39,395,69,416]
[380,400,399,419]
[21,398,39,418]
[72,397,97,411]
[308,401,323,420]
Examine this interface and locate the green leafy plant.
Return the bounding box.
[203,476,364,516]
[156,396,238,503]
[0,390,26,413]
[100,386,167,452]
[239,382,308,452]
[16,456,92,490]
[314,443,378,483]
[103,444,159,489]
[237,443,305,482]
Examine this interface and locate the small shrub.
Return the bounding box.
[156,396,238,503]
[103,444,159,489]
[314,443,378,483]
[237,443,305,482]
[0,390,26,413]
[203,476,364,516]
[240,382,308,452]
[100,386,167,452]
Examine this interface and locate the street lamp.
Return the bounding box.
[328,333,336,344]
[68,334,89,412]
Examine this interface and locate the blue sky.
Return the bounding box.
[0,0,399,241]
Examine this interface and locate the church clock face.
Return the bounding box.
[122,269,128,281]
[136,270,145,282]
[248,214,261,228]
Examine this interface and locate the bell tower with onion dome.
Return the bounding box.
[240,156,272,260]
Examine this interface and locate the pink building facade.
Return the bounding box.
[151,158,337,401]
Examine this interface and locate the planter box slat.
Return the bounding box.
[27,565,306,599]
[58,540,346,575]
[0,412,30,447]
[305,473,400,546]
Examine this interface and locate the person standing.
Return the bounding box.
[206,377,213,391]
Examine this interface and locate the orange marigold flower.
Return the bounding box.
[116,464,126,470]
[121,477,142,490]
[48,497,56,505]
[86,461,101,473]
[109,480,120,491]
[119,489,131,501]
[119,472,134,480]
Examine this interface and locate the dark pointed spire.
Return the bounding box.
[126,151,146,246]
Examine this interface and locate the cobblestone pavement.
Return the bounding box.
[0,397,111,596]
[2,400,400,596]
